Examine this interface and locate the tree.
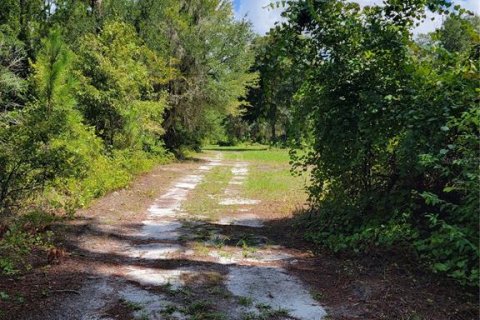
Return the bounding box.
[75,22,168,151]
[158,0,256,150]
[241,29,304,145]
[0,30,100,216]
[437,14,480,53]
[0,29,26,112]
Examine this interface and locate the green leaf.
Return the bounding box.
[433,263,449,272]
[0,291,9,300]
[443,186,455,193]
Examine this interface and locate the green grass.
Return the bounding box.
[244,166,306,202]
[182,165,233,220]
[217,148,291,164]
[241,303,291,320]
[218,147,307,206]
[119,298,143,311]
[238,296,253,306]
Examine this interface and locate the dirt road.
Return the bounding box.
[4,149,477,320]
[25,152,325,320]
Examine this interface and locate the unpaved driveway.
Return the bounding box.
[24,152,326,320]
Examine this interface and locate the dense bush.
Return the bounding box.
[248,0,479,286]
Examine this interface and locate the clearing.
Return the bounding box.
[1,147,477,320]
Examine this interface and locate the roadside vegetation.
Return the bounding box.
[221,147,308,211]
[0,1,254,276]
[231,1,479,287]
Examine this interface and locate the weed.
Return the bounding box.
[255,303,271,311]
[210,234,229,248]
[0,211,58,275]
[163,282,174,294]
[176,286,193,297]
[207,286,230,298]
[182,166,233,220]
[239,296,253,306]
[242,312,258,320]
[120,298,143,311]
[138,311,150,320]
[15,294,24,304]
[193,242,210,256]
[237,238,257,258]
[186,300,212,314]
[311,290,326,300]
[161,304,179,315]
[218,250,233,259]
[242,306,291,320]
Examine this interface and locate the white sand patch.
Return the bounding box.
[246,251,294,262]
[125,267,196,289]
[49,279,115,320]
[161,188,187,199]
[148,204,179,217]
[219,162,260,207]
[139,221,182,240]
[208,251,238,265]
[144,155,223,228]
[126,243,183,260]
[175,181,201,189]
[232,167,248,175]
[227,266,327,320]
[208,249,293,264]
[219,198,260,205]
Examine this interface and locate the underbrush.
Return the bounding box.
[0,211,59,275]
[297,203,479,287]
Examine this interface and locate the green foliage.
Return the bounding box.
[0,30,98,216]
[160,1,256,149]
[56,150,171,211]
[75,21,167,151]
[242,30,302,144]
[435,15,480,53]
[0,1,254,276]
[258,1,480,286]
[0,211,57,275]
[0,28,26,110]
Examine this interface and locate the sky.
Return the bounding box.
[233,0,480,35]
